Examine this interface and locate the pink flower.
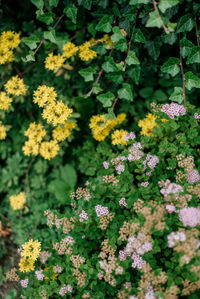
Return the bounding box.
[20,278,28,288]
[35,270,44,280]
[79,210,88,222]
[141,182,149,187]
[166,204,176,213]
[187,169,200,184]
[179,207,200,227]
[119,197,127,207]
[131,253,146,270]
[161,102,186,119]
[95,205,109,217]
[103,161,109,169]
[116,164,125,174]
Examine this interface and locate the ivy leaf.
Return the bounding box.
[30,0,44,9]
[159,0,179,13]
[125,51,140,65]
[114,38,127,52]
[145,39,161,60]
[118,83,133,101]
[97,92,114,107]
[44,28,56,43]
[102,57,118,72]
[161,57,180,77]
[22,51,35,62]
[162,33,177,45]
[180,38,194,58]
[49,0,59,7]
[128,66,141,85]
[92,83,103,95]
[146,11,163,29]
[64,4,78,24]
[105,108,116,120]
[184,72,200,90]
[186,47,200,64]
[23,35,40,50]
[79,67,96,81]
[37,12,55,25]
[176,14,195,33]
[129,0,150,4]
[111,26,124,42]
[60,164,77,189]
[96,16,112,33]
[133,29,146,43]
[169,87,184,104]
[78,0,92,10]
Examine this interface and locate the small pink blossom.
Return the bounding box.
[79,210,88,222]
[131,253,146,270]
[166,204,176,213]
[161,102,186,119]
[35,270,44,281]
[103,161,109,169]
[141,182,149,187]
[179,207,200,227]
[187,169,200,184]
[116,164,125,174]
[20,278,29,288]
[119,197,127,207]
[95,205,109,217]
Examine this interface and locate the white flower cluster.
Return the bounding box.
[167,231,186,247]
[95,205,109,217]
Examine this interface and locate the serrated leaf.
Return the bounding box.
[161,57,180,77]
[133,29,146,43]
[176,14,195,33]
[37,12,55,25]
[23,35,40,50]
[186,47,200,64]
[102,57,118,72]
[30,0,44,9]
[79,67,96,82]
[146,11,163,29]
[184,72,200,90]
[118,83,133,101]
[49,0,59,6]
[159,0,179,13]
[96,16,112,33]
[44,29,56,43]
[64,5,77,24]
[60,164,77,188]
[114,38,127,52]
[169,87,184,104]
[125,51,140,65]
[130,0,150,4]
[78,0,92,10]
[180,38,194,58]
[97,92,114,107]
[111,26,124,42]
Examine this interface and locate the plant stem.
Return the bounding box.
[152,0,169,34]
[179,34,186,107]
[194,17,200,47]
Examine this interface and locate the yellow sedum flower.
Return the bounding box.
[45,53,65,71]
[0,122,6,139]
[101,34,114,47]
[138,113,157,136]
[0,31,20,49]
[22,139,40,156]
[40,140,59,160]
[0,92,12,110]
[42,100,73,126]
[62,42,78,58]
[52,121,76,142]
[24,123,46,143]
[79,41,97,61]
[5,76,27,96]
[111,129,128,145]
[0,46,13,64]
[10,192,26,210]
[33,85,57,107]
[19,257,35,273]
[21,239,41,260]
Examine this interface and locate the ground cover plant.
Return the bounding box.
[0,0,200,298]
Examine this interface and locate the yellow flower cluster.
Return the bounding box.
[78,41,97,61]
[0,31,20,64]
[33,85,57,107]
[0,121,6,140]
[19,239,41,272]
[5,76,27,96]
[0,92,12,110]
[62,41,78,58]
[10,192,26,210]
[111,129,128,145]
[138,113,157,136]
[22,123,46,156]
[40,140,60,160]
[89,113,126,141]
[52,121,76,142]
[45,53,65,71]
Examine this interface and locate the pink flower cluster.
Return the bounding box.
[95,205,109,217]
[103,161,109,169]
[59,284,72,296]
[141,181,149,187]
[119,197,127,207]
[159,179,183,197]
[178,207,200,227]
[79,210,88,222]
[128,142,144,161]
[167,231,186,247]
[166,203,176,213]
[35,270,44,280]
[20,278,29,288]
[116,164,125,174]
[131,253,146,270]
[187,169,200,184]
[161,102,186,119]
[143,154,159,171]
[194,113,200,119]
[124,132,136,141]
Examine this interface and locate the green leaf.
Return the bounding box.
[139,87,153,99]
[22,51,35,62]
[60,164,77,189]
[105,108,116,120]
[184,72,200,90]
[159,0,179,13]
[145,39,161,60]
[128,66,141,84]
[64,5,78,24]
[37,12,55,25]
[118,83,133,101]
[125,51,140,65]
[180,38,194,58]
[97,92,115,107]
[114,38,127,52]
[23,35,40,50]
[111,26,124,42]
[30,0,44,9]
[133,29,146,43]
[44,28,56,43]
[161,57,180,77]
[146,11,163,29]
[96,16,112,33]
[162,33,177,45]
[49,0,59,7]
[79,67,96,82]
[92,83,103,94]
[186,47,200,64]
[48,180,70,202]
[130,0,150,4]
[78,0,92,10]
[176,14,195,33]
[169,87,184,104]
[102,57,118,72]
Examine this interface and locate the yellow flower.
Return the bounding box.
[40,140,59,160]
[0,31,20,49]
[0,45,13,64]
[79,41,97,61]
[52,121,75,142]
[33,85,57,107]
[111,129,128,145]
[138,113,157,136]
[0,122,6,139]
[42,100,73,126]
[22,140,39,156]
[21,239,41,260]
[44,266,58,280]
[45,53,65,71]
[62,42,78,58]
[101,34,114,47]
[10,192,26,210]
[5,76,27,96]
[0,92,12,110]
[19,257,35,273]
[24,123,46,143]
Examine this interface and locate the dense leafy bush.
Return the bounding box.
[0,0,200,298]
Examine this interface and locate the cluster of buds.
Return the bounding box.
[159,179,183,197]
[167,231,186,247]
[95,205,109,217]
[161,102,186,119]
[119,197,127,207]
[128,142,144,161]
[79,210,88,222]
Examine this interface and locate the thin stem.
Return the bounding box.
[152,0,169,34]
[112,96,119,110]
[194,17,200,47]
[24,157,35,192]
[179,34,186,107]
